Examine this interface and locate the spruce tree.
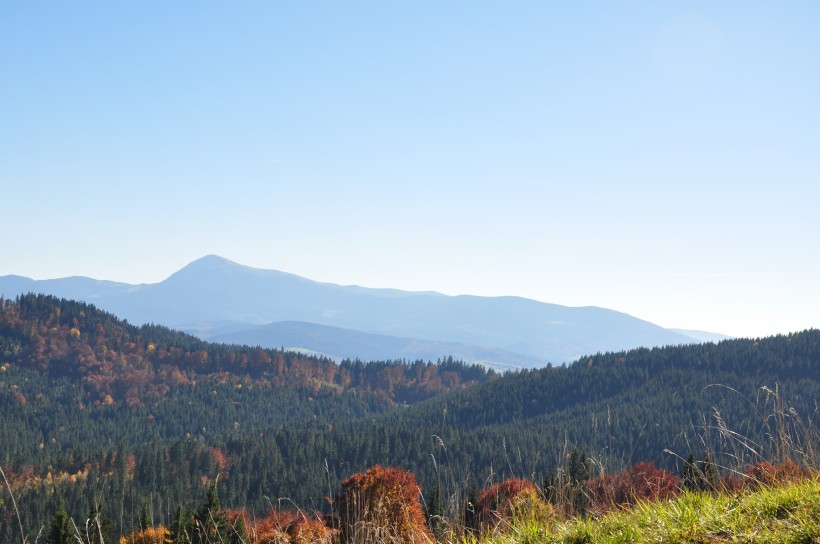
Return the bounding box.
[228,512,248,544]
[542,470,558,504]
[681,453,699,491]
[567,448,592,516]
[46,504,73,544]
[698,452,719,491]
[169,504,191,544]
[139,500,153,532]
[426,480,445,538]
[463,476,479,534]
[192,483,228,544]
[82,500,114,544]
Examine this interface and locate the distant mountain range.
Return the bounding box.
[0,255,730,368]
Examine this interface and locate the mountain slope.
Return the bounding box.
[207,320,542,370]
[0,255,702,365]
[669,328,733,343]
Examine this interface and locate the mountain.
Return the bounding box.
[207,320,542,370]
[669,328,734,343]
[0,255,706,367]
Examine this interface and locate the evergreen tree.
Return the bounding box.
[698,452,719,491]
[568,448,592,483]
[426,479,445,538]
[46,504,73,544]
[542,471,558,504]
[681,453,699,491]
[192,483,228,544]
[139,500,153,531]
[567,448,592,516]
[463,476,479,534]
[169,505,191,544]
[681,452,719,492]
[82,500,114,544]
[228,513,248,544]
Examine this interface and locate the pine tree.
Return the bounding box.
[542,471,558,504]
[426,479,446,538]
[228,512,248,544]
[169,505,191,544]
[567,448,592,516]
[568,448,592,483]
[698,452,719,491]
[681,453,699,491]
[192,483,228,544]
[82,500,114,544]
[139,500,153,531]
[464,476,479,534]
[46,504,73,544]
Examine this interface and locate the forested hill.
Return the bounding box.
[227,328,819,511]
[0,293,495,407]
[1,294,817,542]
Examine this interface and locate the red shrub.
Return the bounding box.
[587,462,680,514]
[720,474,746,494]
[745,459,816,489]
[476,478,537,519]
[475,478,553,531]
[585,473,617,514]
[335,465,432,543]
[747,461,778,487]
[251,509,334,544]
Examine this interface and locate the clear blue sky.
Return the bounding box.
[2,2,818,338]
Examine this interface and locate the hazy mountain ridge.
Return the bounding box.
[669,328,734,343]
[0,255,710,368]
[207,320,542,370]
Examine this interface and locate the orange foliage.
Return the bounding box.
[336,465,432,543]
[210,447,229,473]
[1,294,493,410]
[251,509,334,544]
[476,478,543,530]
[118,525,171,544]
[12,389,28,405]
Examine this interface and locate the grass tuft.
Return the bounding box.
[459,476,820,544]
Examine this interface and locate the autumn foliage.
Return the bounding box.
[744,459,816,488]
[250,509,334,544]
[118,525,170,544]
[0,294,493,407]
[335,465,432,543]
[585,461,680,514]
[475,478,553,532]
[477,478,534,521]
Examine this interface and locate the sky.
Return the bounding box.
[2,2,819,339]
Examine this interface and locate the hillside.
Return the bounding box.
[207,320,541,370]
[0,255,705,367]
[0,294,817,542]
[479,477,820,544]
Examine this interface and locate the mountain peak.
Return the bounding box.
[163,255,313,290]
[159,255,253,287]
[187,254,241,269]
[169,255,248,277]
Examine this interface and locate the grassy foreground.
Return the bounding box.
[470,477,820,544]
